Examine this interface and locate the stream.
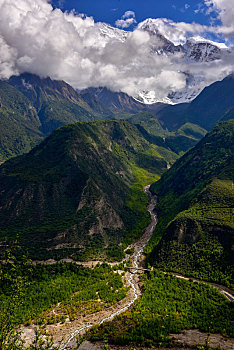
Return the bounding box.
[60,185,233,349]
[60,185,157,349]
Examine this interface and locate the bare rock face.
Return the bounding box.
[166,217,202,245]
[78,341,102,350]
[185,39,221,62]
[170,330,234,350]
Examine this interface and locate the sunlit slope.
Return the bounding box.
[149,120,234,286]
[0,119,177,261]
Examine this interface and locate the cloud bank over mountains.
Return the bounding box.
[0,0,233,101]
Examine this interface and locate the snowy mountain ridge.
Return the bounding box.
[91,19,232,105]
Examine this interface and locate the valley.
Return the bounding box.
[0,119,168,261]
[56,187,234,349]
[0,2,234,349]
[47,186,157,349]
[0,111,233,350]
[5,185,233,350]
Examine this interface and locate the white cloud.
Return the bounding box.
[0,0,187,97]
[213,0,234,27]
[0,0,232,102]
[204,0,234,38]
[115,18,136,29]
[138,17,234,45]
[0,35,18,78]
[122,11,136,19]
[194,3,205,14]
[115,10,137,29]
[138,18,210,45]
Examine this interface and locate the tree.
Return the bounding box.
[0,242,59,350]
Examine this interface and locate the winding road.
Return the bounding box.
[168,272,234,302]
[58,185,233,349]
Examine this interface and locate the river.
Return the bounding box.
[60,185,157,349]
[59,184,233,349]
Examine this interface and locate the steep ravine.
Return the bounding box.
[56,186,233,349]
[59,186,157,349]
[20,186,232,348]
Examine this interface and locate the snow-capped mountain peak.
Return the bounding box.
[187,36,228,49]
[135,23,230,104]
[83,20,231,105]
[184,38,222,62]
[97,22,128,42]
[134,90,174,105]
[138,18,183,55]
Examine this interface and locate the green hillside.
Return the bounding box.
[131,112,207,155]
[1,73,214,163]
[148,120,234,286]
[8,73,111,135]
[88,270,233,347]
[0,119,177,261]
[0,74,114,162]
[0,81,43,162]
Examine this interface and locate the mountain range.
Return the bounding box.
[96,18,233,104]
[0,119,177,260]
[0,6,234,349]
[0,20,233,274]
[0,72,233,162]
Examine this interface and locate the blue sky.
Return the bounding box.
[52,0,220,28]
[0,0,233,99]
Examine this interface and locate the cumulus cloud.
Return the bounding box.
[0,0,233,102]
[203,0,234,38]
[0,35,18,78]
[0,0,187,97]
[122,11,136,19]
[138,16,234,45]
[138,18,211,45]
[115,10,137,29]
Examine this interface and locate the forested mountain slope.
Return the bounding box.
[149,120,234,286]
[0,119,177,261]
[8,73,112,134]
[0,73,207,162]
[1,72,232,165]
[0,74,114,161]
[0,81,43,162]
[130,112,207,155]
